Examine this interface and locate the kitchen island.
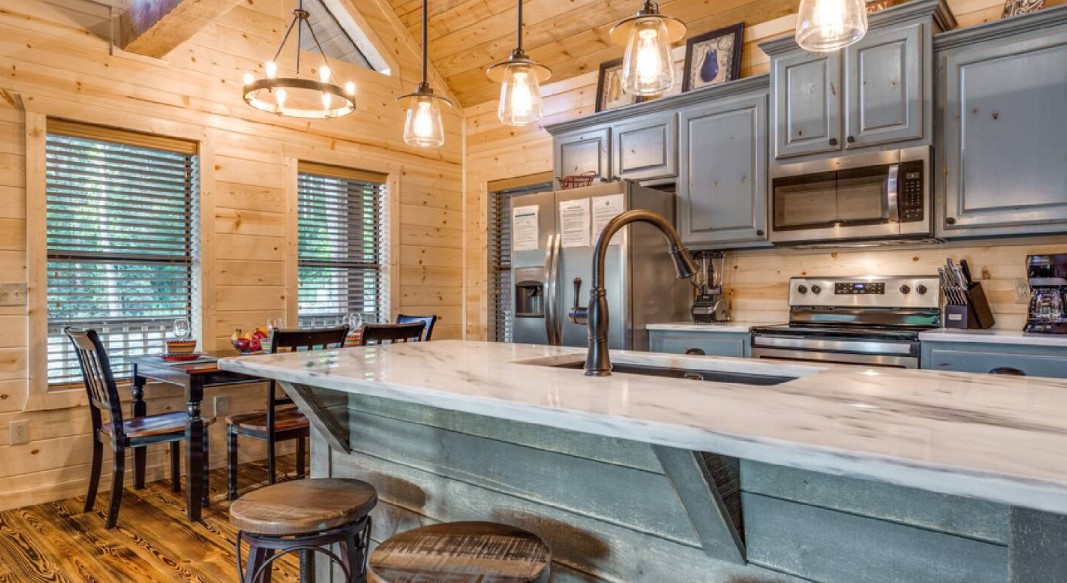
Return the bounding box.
[220,341,1067,583]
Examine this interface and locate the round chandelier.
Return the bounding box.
[242,0,356,119]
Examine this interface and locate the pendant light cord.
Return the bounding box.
[515,0,523,52]
[422,0,429,86]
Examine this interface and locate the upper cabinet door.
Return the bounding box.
[678,92,769,247]
[940,29,1067,236]
[611,111,678,180]
[844,23,923,149]
[773,51,842,159]
[554,127,611,184]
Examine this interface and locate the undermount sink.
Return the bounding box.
[548,360,795,386]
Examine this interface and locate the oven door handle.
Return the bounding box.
[885,164,900,223]
[751,347,918,368]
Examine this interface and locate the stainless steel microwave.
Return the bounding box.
[769,146,931,244]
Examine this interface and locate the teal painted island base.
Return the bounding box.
[308,393,1014,583]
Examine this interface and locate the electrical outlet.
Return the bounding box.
[9,420,28,445]
[214,395,229,417]
[1015,278,1032,304]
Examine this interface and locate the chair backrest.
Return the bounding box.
[267,326,349,408]
[395,314,438,341]
[360,322,426,346]
[64,327,124,437]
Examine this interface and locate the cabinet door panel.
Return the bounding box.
[555,127,611,182]
[612,112,678,180]
[649,331,749,358]
[923,346,1067,379]
[845,24,923,148]
[941,31,1067,235]
[679,94,768,246]
[773,52,842,159]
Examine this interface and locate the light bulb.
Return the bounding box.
[322,92,332,110]
[243,72,254,85]
[319,65,331,83]
[403,95,445,148]
[265,61,277,79]
[796,0,868,51]
[621,18,673,95]
[275,87,287,110]
[345,81,356,95]
[497,63,543,126]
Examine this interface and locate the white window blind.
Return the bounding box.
[297,165,386,328]
[488,181,551,342]
[45,126,198,385]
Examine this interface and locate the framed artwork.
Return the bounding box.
[595,58,638,112]
[682,23,744,93]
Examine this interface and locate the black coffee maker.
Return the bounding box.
[1024,254,1067,334]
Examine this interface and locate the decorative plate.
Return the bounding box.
[161,352,204,362]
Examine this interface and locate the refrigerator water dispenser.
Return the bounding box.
[514,266,545,318]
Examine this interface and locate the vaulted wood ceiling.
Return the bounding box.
[385,0,800,107]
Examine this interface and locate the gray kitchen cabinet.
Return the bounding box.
[678,86,769,247]
[844,23,923,148]
[921,341,1067,378]
[611,111,677,180]
[554,126,610,184]
[648,329,750,358]
[935,7,1067,238]
[771,50,842,159]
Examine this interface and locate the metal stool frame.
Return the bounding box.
[236,516,372,583]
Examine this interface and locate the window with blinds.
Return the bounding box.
[45,123,198,385]
[297,164,386,328]
[488,181,551,342]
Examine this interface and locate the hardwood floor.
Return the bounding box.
[0,456,305,582]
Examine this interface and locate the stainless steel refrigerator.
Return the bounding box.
[510,181,690,350]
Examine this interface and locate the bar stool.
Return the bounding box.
[229,478,377,583]
[368,521,551,583]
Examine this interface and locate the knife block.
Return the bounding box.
[944,282,995,329]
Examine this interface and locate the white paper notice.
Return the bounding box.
[512,205,540,251]
[558,198,591,248]
[591,194,625,246]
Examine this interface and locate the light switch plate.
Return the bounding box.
[9,420,28,445]
[1015,278,1031,304]
[0,283,27,306]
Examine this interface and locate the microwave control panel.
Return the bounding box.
[898,160,924,223]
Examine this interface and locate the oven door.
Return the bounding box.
[750,335,920,368]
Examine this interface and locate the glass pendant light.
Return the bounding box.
[795,0,868,52]
[398,0,452,147]
[487,0,551,126]
[609,1,686,96]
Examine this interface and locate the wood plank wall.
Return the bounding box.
[462,0,1064,339]
[0,0,462,510]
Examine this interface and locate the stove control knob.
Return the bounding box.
[797,285,809,294]
[899,285,911,294]
[811,285,822,295]
[916,284,929,295]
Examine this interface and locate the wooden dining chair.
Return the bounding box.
[65,327,212,529]
[359,322,427,346]
[226,325,349,500]
[395,313,438,341]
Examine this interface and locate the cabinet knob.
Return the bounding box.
[756,229,765,237]
[846,136,855,144]
[829,138,838,146]
[946,217,957,225]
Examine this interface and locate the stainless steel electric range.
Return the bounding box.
[750,275,941,369]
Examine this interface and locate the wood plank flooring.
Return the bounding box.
[0,456,304,582]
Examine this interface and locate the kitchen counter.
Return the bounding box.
[646,321,776,332]
[219,341,1067,515]
[919,328,1067,348]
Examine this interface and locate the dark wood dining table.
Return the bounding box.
[130,355,262,522]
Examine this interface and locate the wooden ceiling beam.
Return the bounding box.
[121,0,243,58]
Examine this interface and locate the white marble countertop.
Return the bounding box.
[220,340,1067,515]
[919,328,1067,348]
[646,321,777,333]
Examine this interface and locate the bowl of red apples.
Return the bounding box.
[231,327,269,354]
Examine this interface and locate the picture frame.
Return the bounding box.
[595,58,639,112]
[682,23,744,93]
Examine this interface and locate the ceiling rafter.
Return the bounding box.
[120,0,244,57]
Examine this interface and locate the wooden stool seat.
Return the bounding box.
[229,478,377,536]
[369,521,551,583]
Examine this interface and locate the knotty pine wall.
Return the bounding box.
[462,0,1065,339]
[0,0,462,510]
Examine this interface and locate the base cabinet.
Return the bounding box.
[648,330,750,358]
[921,341,1067,378]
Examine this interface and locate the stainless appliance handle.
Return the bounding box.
[885,164,900,223]
[750,347,918,368]
[751,335,914,355]
[546,234,563,345]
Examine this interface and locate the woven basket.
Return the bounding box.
[558,171,598,190]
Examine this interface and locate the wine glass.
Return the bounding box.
[347,313,364,331]
[173,318,191,340]
[266,318,284,335]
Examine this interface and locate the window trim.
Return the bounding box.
[24,110,210,412]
